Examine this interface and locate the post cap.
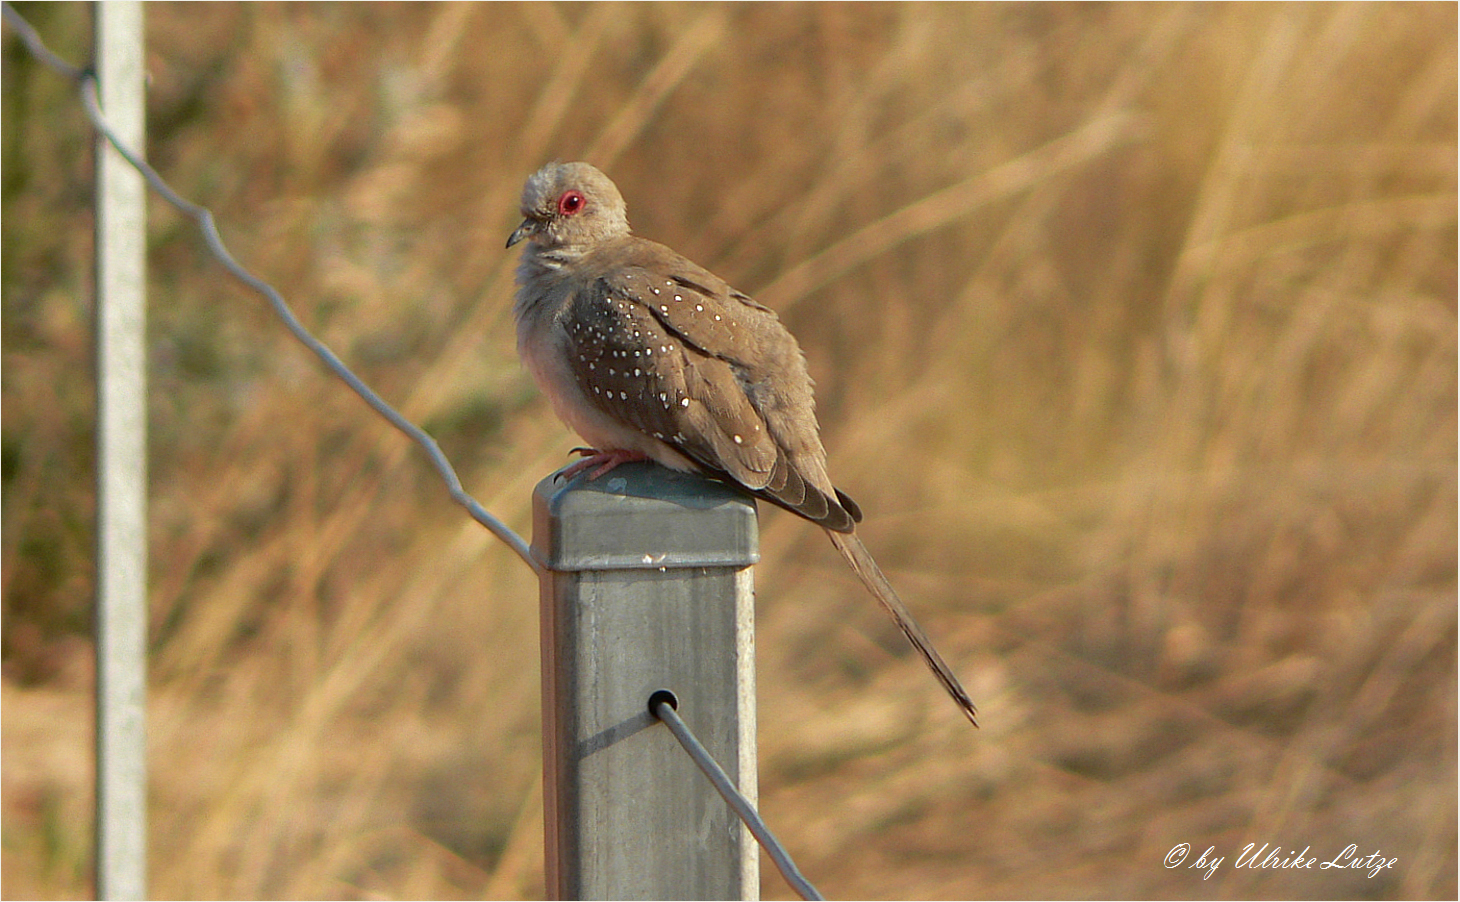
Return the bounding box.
[531,461,760,571]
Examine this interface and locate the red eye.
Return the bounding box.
[558,190,585,216]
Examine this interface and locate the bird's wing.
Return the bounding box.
[605,257,776,369]
[563,275,854,530]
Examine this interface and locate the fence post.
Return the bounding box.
[533,461,761,900]
[93,2,148,900]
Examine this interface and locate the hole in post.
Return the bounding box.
[647,689,679,719]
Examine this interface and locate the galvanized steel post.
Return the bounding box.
[93,3,148,899]
[533,462,760,900]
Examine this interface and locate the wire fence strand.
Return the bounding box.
[10,9,824,897]
[651,694,825,901]
[2,1,540,575]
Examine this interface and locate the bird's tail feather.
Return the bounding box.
[829,531,978,726]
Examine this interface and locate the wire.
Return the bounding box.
[3,2,86,81]
[8,10,824,896]
[2,1,540,575]
[651,693,825,901]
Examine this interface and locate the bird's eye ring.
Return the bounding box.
[558,190,585,216]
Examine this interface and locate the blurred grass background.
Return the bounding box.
[3,2,1455,898]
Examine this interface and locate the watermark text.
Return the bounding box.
[1164,842,1397,881]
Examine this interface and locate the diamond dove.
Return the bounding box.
[508,161,976,725]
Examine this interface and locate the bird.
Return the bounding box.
[508,161,976,726]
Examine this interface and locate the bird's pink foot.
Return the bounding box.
[559,447,649,481]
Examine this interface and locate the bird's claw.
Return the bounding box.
[556,448,649,482]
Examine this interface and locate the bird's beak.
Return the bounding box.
[506,217,539,249]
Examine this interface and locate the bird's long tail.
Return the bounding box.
[828,530,978,726]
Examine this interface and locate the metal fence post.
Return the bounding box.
[93,2,148,899]
[533,461,761,900]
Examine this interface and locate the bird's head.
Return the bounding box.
[507,161,630,251]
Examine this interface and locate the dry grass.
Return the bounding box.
[3,3,1455,899]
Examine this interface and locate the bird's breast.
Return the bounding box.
[514,286,697,472]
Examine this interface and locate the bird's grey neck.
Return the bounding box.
[514,244,589,321]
